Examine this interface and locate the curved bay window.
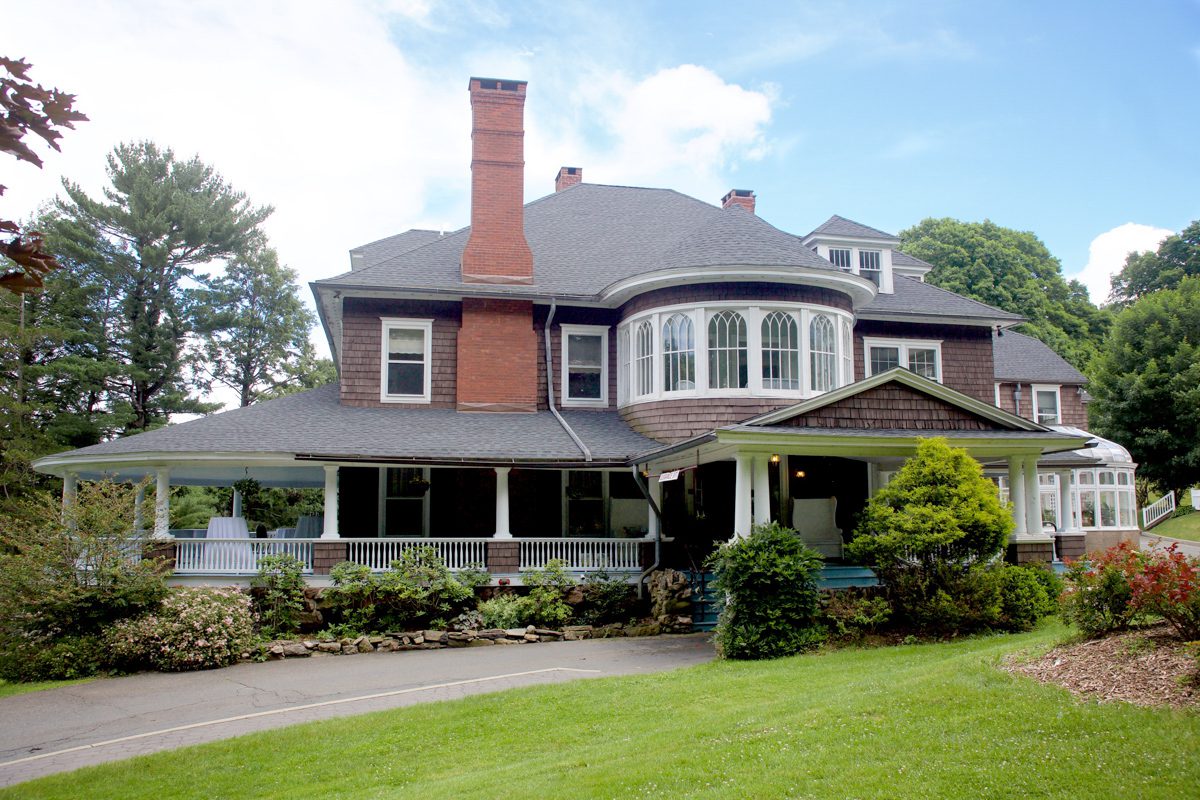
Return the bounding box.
[761,311,800,390]
[809,314,836,392]
[618,302,854,405]
[708,310,747,389]
[662,313,695,392]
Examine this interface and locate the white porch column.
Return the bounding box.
[153,468,171,539]
[733,454,753,538]
[1023,455,1043,538]
[134,485,146,534]
[61,472,78,521]
[320,465,340,539]
[1056,468,1080,533]
[232,489,243,518]
[752,454,771,526]
[494,467,512,538]
[647,474,662,540]
[1007,456,1027,538]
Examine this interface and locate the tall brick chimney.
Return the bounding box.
[461,77,534,284]
[456,78,539,413]
[721,189,756,214]
[555,166,582,192]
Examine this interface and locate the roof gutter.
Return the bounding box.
[543,299,592,462]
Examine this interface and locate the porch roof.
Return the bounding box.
[33,385,659,480]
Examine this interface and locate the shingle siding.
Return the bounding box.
[777,384,1001,431]
[340,297,460,408]
[996,381,1088,428]
[621,399,793,443]
[853,321,994,404]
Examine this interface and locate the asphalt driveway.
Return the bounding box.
[0,633,714,788]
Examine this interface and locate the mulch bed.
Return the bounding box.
[1005,624,1198,709]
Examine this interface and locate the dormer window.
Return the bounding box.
[858,251,881,286]
[380,319,433,403]
[828,248,852,271]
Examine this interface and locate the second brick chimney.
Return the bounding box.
[461,78,534,284]
[721,189,756,214]
[555,166,582,192]
[456,78,539,412]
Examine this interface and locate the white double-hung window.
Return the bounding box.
[863,337,941,382]
[561,325,608,407]
[1032,384,1061,424]
[380,319,433,403]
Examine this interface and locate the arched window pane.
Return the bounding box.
[708,310,747,389]
[662,313,695,392]
[634,321,654,397]
[617,326,630,405]
[761,311,799,390]
[810,314,836,392]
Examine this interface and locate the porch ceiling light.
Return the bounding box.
[794,470,806,478]
[770,454,780,463]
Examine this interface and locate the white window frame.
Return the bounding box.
[661,311,699,396]
[862,337,943,383]
[858,250,882,286]
[379,318,433,404]
[560,324,609,408]
[1032,384,1061,425]
[1071,468,1137,530]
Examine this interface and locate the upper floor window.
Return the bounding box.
[762,311,800,390]
[618,302,853,405]
[858,250,882,286]
[380,319,433,403]
[1032,384,1060,424]
[634,320,654,398]
[662,313,696,392]
[561,325,608,407]
[863,337,941,382]
[828,248,852,271]
[708,310,747,389]
[809,314,836,392]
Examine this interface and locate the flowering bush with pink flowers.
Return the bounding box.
[108,588,257,672]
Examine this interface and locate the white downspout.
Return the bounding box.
[544,299,592,462]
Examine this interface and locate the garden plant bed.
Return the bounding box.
[259,620,675,659]
[1005,623,1198,709]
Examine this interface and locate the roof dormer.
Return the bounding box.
[801,215,917,294]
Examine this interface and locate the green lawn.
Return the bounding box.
[0,677,92,699]
[1150,507,1200,542]
[4,623,1197,799]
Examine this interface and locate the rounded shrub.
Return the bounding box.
[1059,543,1143,637]
[707,522,826,660]
[108,588,257,672]
[997,564,1055,631]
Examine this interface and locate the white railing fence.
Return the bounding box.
[175,539,314,575]
[1142,491,1175,529]
[344,538,487,571]
[519,538,642,571]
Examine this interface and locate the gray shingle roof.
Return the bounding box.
[992,331,1087,383]
[807,215,898,241]
[859,275,1024,323]
[892,250,933,269]
[52,385,659,464]
[319,184,837,297]
[350,229,443,270]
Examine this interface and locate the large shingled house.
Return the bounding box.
[34,78,1136,585]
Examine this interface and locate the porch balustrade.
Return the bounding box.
[519,537,642,571]
[344,538,488,571]
[174,538,314,575]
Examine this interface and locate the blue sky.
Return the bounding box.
[7,1,1199,314]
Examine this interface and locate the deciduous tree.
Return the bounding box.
[1109,220,1200,306]
[1089,276,1200,499]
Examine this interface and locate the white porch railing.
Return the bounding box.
[519,538,643,571]
[1142,491,1175,529]
[174,539,314,575]
[344,538,487,571]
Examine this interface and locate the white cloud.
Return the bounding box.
[2,4,776,403]
[1072,223,1172,305]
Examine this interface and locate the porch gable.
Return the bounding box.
[742,368,1044,433]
